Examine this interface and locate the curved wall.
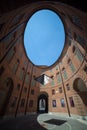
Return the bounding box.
[0,1,87,119]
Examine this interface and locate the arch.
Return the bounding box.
[0,77,14,116]
[73,78,87,106]
[37,92,48,113]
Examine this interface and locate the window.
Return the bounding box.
[3,33,12,49]
[6,47,16,62]
[52,89,55,95]
[70,63,76,72]
[25,73,30,84]
[52,100,56,107]
[66,84,70,91]
[83,65,87,74]
[75,49,83,62]
[29,100,33,107]
[31,78,36,86]
[67,28,72,39]
[0,23,4,32]
[24,87,27,93]
[31,89,34,95]
[60,98,65,107]
[19,68,25,80]
[11,14,24,27]
[59,87,62,93]
[11,97,17,107]
[5,77,13,87]
[77,35,85,44]
[56,65,58,70]
[12,59,19,74]
[24,60,27,66]
[56,72,62,83]
[68,59,76,72]
[72,45,76,53]
[69,97,75,107]
[76,35,86,49]
[69,15,83,30]
[0,66,4,76]
[72,16,83,29]
[17,84,20,91]
[62,68,68,80]
[19,50,23,57]
[51,80,55,86]
[20,98,25,107]
[50,75,54,79]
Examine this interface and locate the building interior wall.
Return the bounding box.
[0,1,87,119]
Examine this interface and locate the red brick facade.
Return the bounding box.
[0,1,87,119]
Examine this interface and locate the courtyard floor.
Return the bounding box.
[0,113,87,130]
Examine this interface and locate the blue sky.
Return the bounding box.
[24,9,65,66]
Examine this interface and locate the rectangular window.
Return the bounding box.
[50,69,53,73]
[29,100,33,107]
[52,100,56,107]
[63,70,68,80]
[31,89,34,95]
[51,80,55,86]
[3,34,12,49]
[72,15,83,29]
[31,79,35,86]
[59,87,62,93]
[19,51,23,57]
[6,48,15,62]
[12,62,19,74]
[84,65,87,74]
[24,61,27,66]
[20,98,25,107]
[56,65,58,70]
[52,89,55,95]
[76,35,85,49]
[66,84,70,91]
[0,23,4,32]
[11,14,24,27]
[25,74,30,84]
[69,63,76,72]
[17,84,20,91]
[69,97,75,107]
[60,98,65,107]
[0,66,4,76]
[11,97,17,107]
[19,69,24,80]
[24,87,27,93]
[57,73,62,83]
[75,49,83,62]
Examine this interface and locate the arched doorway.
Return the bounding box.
[0,77,14,116]
[37,93,48,113]
[73,78,87,106]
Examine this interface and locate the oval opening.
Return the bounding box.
[24,9,65,67]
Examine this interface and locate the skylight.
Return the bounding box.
[24,9,65,66]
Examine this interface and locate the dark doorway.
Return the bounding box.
[37,93,48,113]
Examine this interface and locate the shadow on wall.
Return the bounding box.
[73,78,87,106]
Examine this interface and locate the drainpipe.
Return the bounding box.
[59,63,71,117]
[25,64,34,115]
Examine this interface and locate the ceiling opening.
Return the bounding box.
[24,9,65,67]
